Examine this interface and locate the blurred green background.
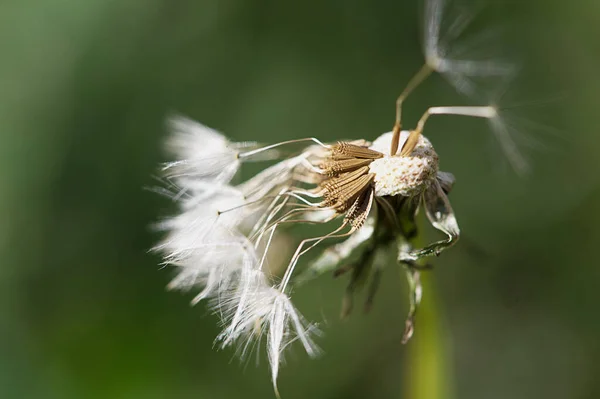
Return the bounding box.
[1,0,598,398]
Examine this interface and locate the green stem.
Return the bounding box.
[404,272,453,399]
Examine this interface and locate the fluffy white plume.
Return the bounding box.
[267,293,320,393]
[154,187,250,300]
[423,0,516,97]
[162,115,243,189]
[211,265,320,393]
[487,112,531,176]
[156,189,246,257]
[155,115,323,393]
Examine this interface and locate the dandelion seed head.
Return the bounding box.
[368,132,439,197]
[152,0,532,392]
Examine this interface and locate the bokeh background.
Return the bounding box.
[1,0,598,398]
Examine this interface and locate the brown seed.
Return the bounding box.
[320,167,369,197]
[331,142,384,160]
[390,122,402,156]
[331,174,374,213]
[343,185,374,229]
[321,158,373,176]
[399,130,421,157]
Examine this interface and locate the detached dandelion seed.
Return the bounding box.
[152,0,527,394]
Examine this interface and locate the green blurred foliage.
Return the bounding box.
[1,1,598,398]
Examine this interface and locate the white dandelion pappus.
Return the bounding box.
[153,184,249,295]
[423,0,516,96]
[153,0,528,394]
[393,0,528,174]
[162,115,243,189]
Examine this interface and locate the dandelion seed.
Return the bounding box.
[153,0,531,393]
[423,0,516,97]
[163,115,243,188]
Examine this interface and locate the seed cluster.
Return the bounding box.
[315,143,382,225]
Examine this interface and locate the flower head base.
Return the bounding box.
[369,132,439,197]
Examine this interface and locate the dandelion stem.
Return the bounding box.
[405,272,453,399]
